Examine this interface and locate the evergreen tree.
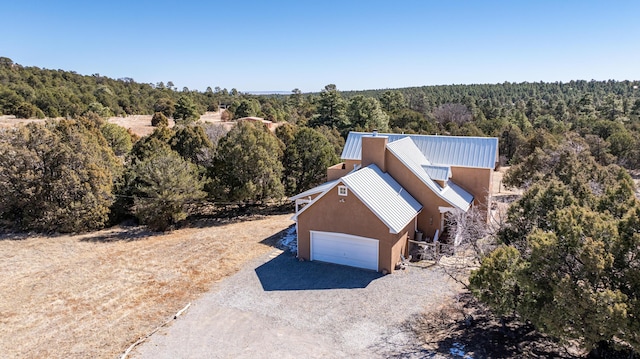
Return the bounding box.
[471,138,640,355]
[346,95,389,131]
[311,84,349,129]
[132,146,206,231]
[0,120,120,232]
[151,112,169,127]
[154,98,175,118]
[213,121,284,202]
[170,124,214,166]
[100,122,134,156]
[281,127,338,195]
[174,96,199,124]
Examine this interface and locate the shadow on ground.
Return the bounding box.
[409,292,580,358]
[79,226,158,242]
[255,252,383,291]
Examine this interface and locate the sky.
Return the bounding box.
[3,0,640,93]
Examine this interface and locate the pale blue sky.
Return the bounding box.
[3,1,639,92]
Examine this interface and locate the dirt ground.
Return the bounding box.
[492,166,522,197]
[134,251,463,359]
[0,114,46,128]
[0,214,294,359]
[409,292,582,358]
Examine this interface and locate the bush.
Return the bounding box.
[0,120,121,232]
[101,123,133,156]
[151,112,169,127]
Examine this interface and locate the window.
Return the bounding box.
[338,185,348,196]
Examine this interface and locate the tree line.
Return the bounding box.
[3,56,640,172]
[0,115,340,231]
[2,57,640,230]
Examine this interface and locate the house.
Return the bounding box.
[290,131,499,274]
[237,116,274,130]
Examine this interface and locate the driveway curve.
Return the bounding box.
[134,248,461,358]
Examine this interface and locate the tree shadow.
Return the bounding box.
[493,194,521,204]
[0,231,33,241]
[255,251,383,291]
[409,292,580,359]
[0,203,295,241]
[78,226,158,242]
[188,202,294,223]
[0,228,75,241]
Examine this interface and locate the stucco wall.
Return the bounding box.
[362,136,388,172]
[384,151,450,239]
[450,167,493,220]
[297,182,410,273]
[327,160,361,181]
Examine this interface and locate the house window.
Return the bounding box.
[338,185,348,196]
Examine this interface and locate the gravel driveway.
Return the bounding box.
[134,246,461,358]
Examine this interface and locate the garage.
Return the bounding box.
[310,231,379,271]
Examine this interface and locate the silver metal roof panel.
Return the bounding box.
[422,164,452,181]
[386,138,473,211]
[341,165,422,234]
[341,132,498,169]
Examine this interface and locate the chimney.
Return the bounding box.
[361,132,388,172]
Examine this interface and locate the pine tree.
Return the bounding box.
[132,147,206,231]
[213,121,284,202]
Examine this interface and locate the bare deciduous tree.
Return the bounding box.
[203,123,229,147]
[436,203,501,287]
[432,103,472,125]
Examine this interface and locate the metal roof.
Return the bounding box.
[288,179,340,201]
[386,138,473,211]
[341,165,422,234]
[341,132,499,169]
[441,182,475,211]
[289,165,422,234]
[422,164,451,182]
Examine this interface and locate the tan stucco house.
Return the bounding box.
[290,131,499,274]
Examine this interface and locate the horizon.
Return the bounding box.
[5,57,640,95]
[3,1,640,93]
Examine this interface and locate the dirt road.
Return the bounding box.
[134,249,461,358]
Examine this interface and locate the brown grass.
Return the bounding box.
[0,111,232,138]
[0,214,294,359]
[1,111,286,138]
[106,111,232,137]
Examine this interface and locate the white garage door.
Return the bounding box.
[310,231,379,271]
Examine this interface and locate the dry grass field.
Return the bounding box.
[0,111,233,138]
[0,115,46,128]
[106,111,234,137]
[0,214,294,358]
[0,110,289,139]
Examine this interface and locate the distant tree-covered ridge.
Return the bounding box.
[0,57,291,123]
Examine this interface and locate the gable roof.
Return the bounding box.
[341,165,422,234]
[288,179,339,201]
[386,138,474,211]
[291,165,422,234]
[342,132,499,169]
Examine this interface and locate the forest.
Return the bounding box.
[1,57,640,356]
